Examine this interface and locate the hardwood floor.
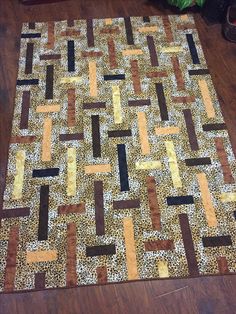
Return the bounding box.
[0,0,236,313]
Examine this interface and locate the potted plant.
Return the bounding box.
[167,0,206,10]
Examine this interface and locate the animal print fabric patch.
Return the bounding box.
[1,14,236,292]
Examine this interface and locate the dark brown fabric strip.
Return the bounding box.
[177,23,195,30]
[61,30,80,37]
[162,16,174,42]
[87,19,94,47]
[59,133,84,141]
[83,102,106,109]
[94,181,105,235]
[144,240,174,251]
[215,137,234,184]
[67,20,74,27]
[92,115,101,158]
[217,257,229,274]
[147,36,158,66]
[66,223,77,287]
[96,266,107,284]
[4,226,19,292]
[155,83,169,121]
[100,27,120,34]
[108,37,117,69]
[179,213,199,276]
[25,42,34,74]
[130,60,141,94]
[146,71,168,78]
[20,91,30,130]
[183,109,199,151]
[113,199,140,209]
[172,96,195,103]
[128,99,151,107]
[35,272,46,289]
[1,207,30,218]
[146,176,161,231]
[81,51,103,58]
[10,136,36,144]
[67,88,76,127]
[40,54,61,60]
[58,203,85,215]
[171,56,185,91]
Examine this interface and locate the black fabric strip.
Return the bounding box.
[186,34,200,64]
[67,40,75,72]
[185,157,211,166]
[86,244,116,257]
[21,33,41,38]
[38,185,49,241]
[45,65,54,99]
[108,130,132,137]
[143,16,150,22]
[32,168,59,178]
[117,144,130,192]
[124,17,134,45]
[167,196,194,206]
[202,123,227,131]
[202,236,232,247]
[17,79,39,85]
[104,74,125,80]
[189,69,210,76]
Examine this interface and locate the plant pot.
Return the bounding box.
[223,5,236,42]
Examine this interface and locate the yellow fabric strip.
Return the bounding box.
[198,80,215,118]
[60,77,82,84]
[36,105,60,113]
[42,117,52,162]
[181,14,189,21]
[89,61,97,97]
[157,260,169,278]
[84,164,111,174]
[137,112,150,155]
[122,49,143,56]
[155,126,180,135]
[112,85,122,124]
[161,46,183,53]
[138,26,158,33]
[105,18,112,25]
[197,173,217,227]
[12,150,26,200]
[123,217,139,280]
[67,148,76,196]
[26,250,58,264]
[165,141,182,188]
[135,161,162,170]
[220,192,236,202]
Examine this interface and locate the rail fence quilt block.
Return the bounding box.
[1,14,236,292]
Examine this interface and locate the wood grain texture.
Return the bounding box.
[0,0,236,313]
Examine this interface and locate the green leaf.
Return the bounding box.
[196,0,206,7]
[179,0,193,10]
[167,0,194,10]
